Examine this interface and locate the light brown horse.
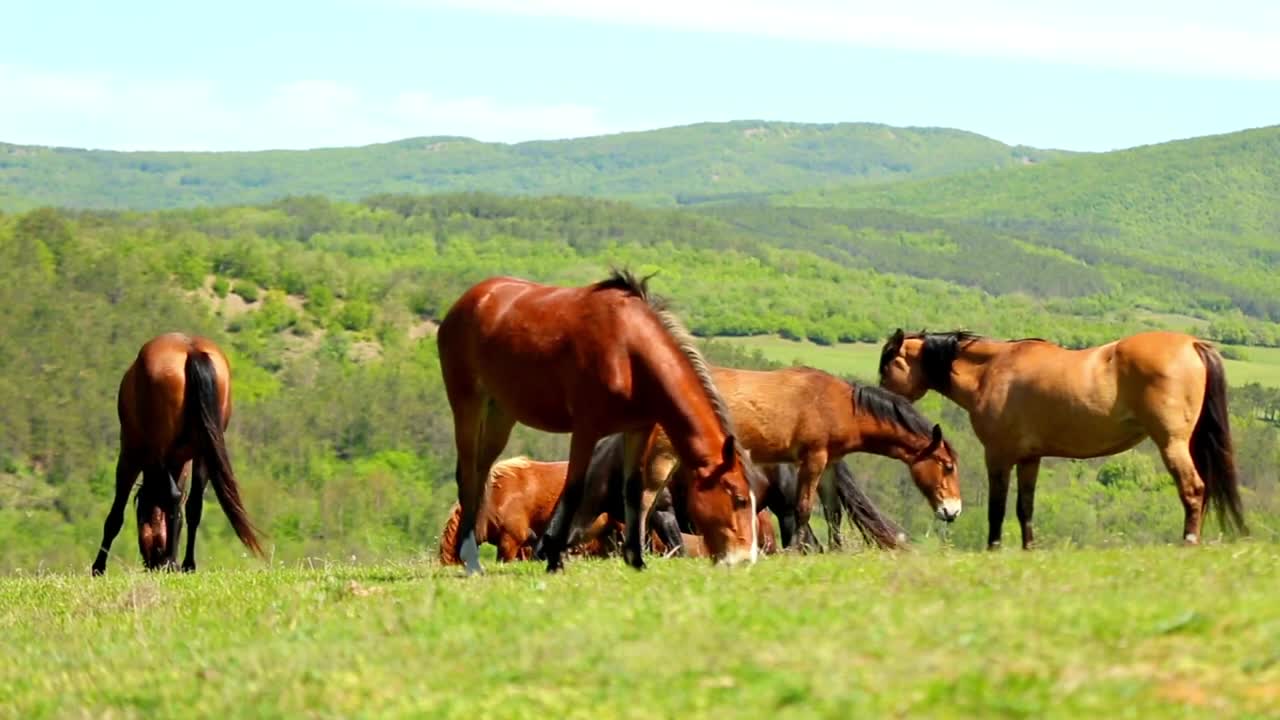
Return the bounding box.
[437,270,761,574]
[605,365,961,553]
[92,333,262,575]
[879,329,1246,548]
[437,457,620,564]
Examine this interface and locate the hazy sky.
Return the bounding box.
[2,0,1277,152]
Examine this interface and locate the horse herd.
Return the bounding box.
[90,270,1248,576]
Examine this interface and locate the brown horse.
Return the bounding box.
[92,333,262,575]
[879,329,1246,548]
[603,365,960,553]
[437,457,621,564]
[437,270,761,574]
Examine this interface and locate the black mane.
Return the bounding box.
[593,268,666,311]
[853,384,939,442]
[879,329,1049,394]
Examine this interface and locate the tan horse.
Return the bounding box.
[879,330,1246,548]
[578,366,961,552]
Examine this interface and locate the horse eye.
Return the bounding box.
[943,463,955,474]
[732,494,749,509]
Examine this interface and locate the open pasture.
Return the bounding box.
[2,546,1278,719]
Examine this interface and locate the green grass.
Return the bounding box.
[719,335,1280,389]
[2,547,1279,718]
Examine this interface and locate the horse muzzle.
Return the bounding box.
[936,498,962,522]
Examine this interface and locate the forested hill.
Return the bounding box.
[0,121,1059,211]
[777,125,1280,331]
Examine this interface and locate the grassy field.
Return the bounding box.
[2,547,1278,719]
[720,336,1280,389]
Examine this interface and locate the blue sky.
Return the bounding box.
[2,0,1277,152]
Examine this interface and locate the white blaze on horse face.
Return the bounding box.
[721,488,759,566]
[937,497,963,522]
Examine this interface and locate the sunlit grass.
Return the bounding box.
[2,545,1278,718]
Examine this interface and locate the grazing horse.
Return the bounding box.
[436,456,624,564]
[437,271,761,574]
[92,333,262,575]
[594,365,960,553]
[879,329,1247,548]
[650,487,780,557]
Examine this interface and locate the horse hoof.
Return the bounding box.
[91,565,105,577]
[182,563,196,573]
[987,542,1002,552]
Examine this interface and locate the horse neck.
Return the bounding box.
[638,336,729,472]
[939,338,1005,411]
[846,416,932,465]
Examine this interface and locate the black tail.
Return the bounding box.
[1190,342,1247,535]
[832,462,906,550]
[185,351,264,557]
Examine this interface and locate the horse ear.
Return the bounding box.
[722,434,737,466]
[930,424,944,449]
[890,328,905,347]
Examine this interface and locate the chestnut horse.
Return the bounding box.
[92,333,262,575]
[437,456,623,564]
[879,329,1246,548]
[595,365,960,553]
[437,271,761,574]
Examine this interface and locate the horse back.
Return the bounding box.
[438,276,678,432]
[119,333,230,461]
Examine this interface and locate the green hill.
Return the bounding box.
[0,121,1060,211]
[778,125,1280,338]
[3,195,1280,571]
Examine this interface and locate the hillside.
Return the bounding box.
[3,196,1280,572]
[779,125,1280,338]
[0,121,1060,210]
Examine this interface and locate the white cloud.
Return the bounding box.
[409,0,1280,80]
[0,66,614,151]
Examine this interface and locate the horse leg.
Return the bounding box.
[469,402,516,563]
[622,430,654,570]
[181,462,207,572]
[449,394,496,575]
[162,462,186,571]
[777,511,799,549]
[541,431,600,573]
[794,451,829,554]
[818,465,843,550]
[1015,459,1040,550]
[986,460,1012,550]
[92,452,141,576]
[1157,440,1206,544]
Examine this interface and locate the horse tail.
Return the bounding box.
[184,351,263,557]
[1191,342,1247,535]
[437,503,464,565]
[832,462,905,550]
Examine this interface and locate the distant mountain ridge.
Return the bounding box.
[0,120,1063,210]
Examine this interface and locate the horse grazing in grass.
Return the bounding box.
[92,333,263,575]
[437,456,623,564]
[650,485,779,557]
[608,365,959,553]
[879,329,1247,548]
[437,270,761,574]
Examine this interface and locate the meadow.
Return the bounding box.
[1,546,1278,719]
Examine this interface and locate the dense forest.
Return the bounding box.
[2,190,1278,571]
[0,122,1060,211]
